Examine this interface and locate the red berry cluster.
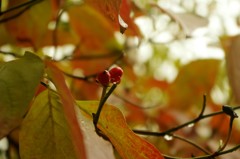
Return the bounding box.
[96,67,123,86]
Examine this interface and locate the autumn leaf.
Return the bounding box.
[119,0,141,35]
[83,0,140,35]
[167,59,220,110]
[83,0,121,28]
[221,35,240,104]
[153,5,208,37]
[46,61,87,159]
[0,52,44,139]
[20,90,78,159]
[3,0,52,48]
[68,4,120,53]
[77,101,164,159]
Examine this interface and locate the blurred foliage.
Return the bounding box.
[0,0,240,158]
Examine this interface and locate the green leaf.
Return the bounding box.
[0,52,44,139]
[20,90,78,159]
[77,101,164,159]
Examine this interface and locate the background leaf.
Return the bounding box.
[167,59,220,110]
[221,35,240,104]
[77,101,164,159]
[3,0,52,48]
[68,4,119,53]
[0,52,44,139]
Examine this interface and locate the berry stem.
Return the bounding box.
[93,84,117,135]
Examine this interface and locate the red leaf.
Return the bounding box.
[46,61,87,159]
[119,0,141,35]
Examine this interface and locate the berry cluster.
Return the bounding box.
[96,66,123,87]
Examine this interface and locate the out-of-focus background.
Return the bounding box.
[0,0,240,158]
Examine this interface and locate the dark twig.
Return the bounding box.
[133,106,240,136]
[113,93,160,109]
[62,52,124,81]
[172,134,211,155]
[133,95,208,136]
[60,52,120,61]
[164,144,240,159]
[52,9,65,60]
[92,84,117,138]
[93,84,117,129]
[0,50,18,57]
[0,0,43,23]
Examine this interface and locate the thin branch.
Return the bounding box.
[0,50,18,57]
[113,93,160,109]
[52,9,65,60]
[60,52,120,61]
[163,144,240,159]
[0,0,43,23]
[133,103,240,137]
[92,84,117,139]
[211,115,236,158]
[198,94,206,117]
[0,0,40,15]
[63,71,96,82]
[133,95,209,136]
[172,134,211,155]
[62,52,124,81]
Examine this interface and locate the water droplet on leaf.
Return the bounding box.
[164,134,173,141]
[188,123,195,128]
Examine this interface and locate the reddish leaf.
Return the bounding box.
[83,0,121,27]
[46,61,87,159]
[77,101,164,159]
[68,4,119,53]
[119,0,141,35]
[84,0,140,35]
[4,0,52,48]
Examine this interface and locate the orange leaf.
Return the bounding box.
[4,0,52,48]
[167,59,220,110]
[84,0,140,35]
[68,4,119,53]
[77,101,164,159]
[119,0,141,35]
[46,61,87,159]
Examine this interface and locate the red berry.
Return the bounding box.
[96,70,111,87]
[109,67,123,83]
